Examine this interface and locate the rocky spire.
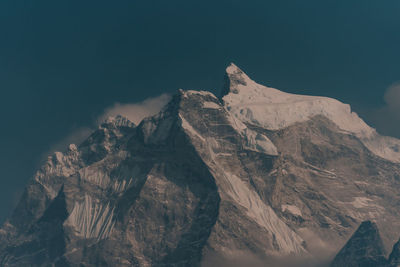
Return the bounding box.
[389,238,400,267]
[220,62,252,98]
[331,221,388,267]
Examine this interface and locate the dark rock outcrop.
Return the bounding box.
[331,221,388,267]
[389,239,400,267]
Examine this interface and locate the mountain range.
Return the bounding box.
[1,64,400,266]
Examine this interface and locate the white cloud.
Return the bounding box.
[99,94,171,125]
[367,82,400,138]
[383,82,400,111]
[43,94,171,158]
[40,126,93,162]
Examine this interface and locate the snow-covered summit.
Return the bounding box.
[222,63,400,162]
[222,63,374,135]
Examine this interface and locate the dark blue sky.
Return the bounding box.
[1,0,400,222]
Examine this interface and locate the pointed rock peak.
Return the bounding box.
[39,185,68,223]
[220,63,254,97]
[68,144,78,152]
[358,220,379,232]
[389,238,400,266]
[331,220,388,267]
[226,62,246,76]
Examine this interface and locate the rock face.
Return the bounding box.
[389,239,400,267]
[1,64,400,266]
[331,221,388,267]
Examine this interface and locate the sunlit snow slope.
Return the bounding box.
[222,63,400,162]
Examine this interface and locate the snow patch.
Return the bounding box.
[112,178,133,193]
[141,115,174,144]
[224,82,373,136]
[223,173,306,255]
[184,90,217,98]
[351,197,373,209]
[224,109,247,132]
[79,165,133,194]
[34,149,80,198]
[203,101,221,109]
[179,114,206,142]
[242,128,278,155]
[79,167,111,189]
[217,152,232,157]
[302,161,337,178]
[224,108,278,156]
[282,205,302,217]
[35,179,58,199]
[65,194,115,240]
[68,144,78,152]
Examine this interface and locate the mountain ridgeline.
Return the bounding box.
[1,64,400,266]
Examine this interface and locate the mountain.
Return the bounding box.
[330,220,388,267]
[1,64,400,266]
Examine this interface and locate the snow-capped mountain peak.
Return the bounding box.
[222,63,400,162]
[2,64,400,266]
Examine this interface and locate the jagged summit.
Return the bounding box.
[103,115,136,128]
